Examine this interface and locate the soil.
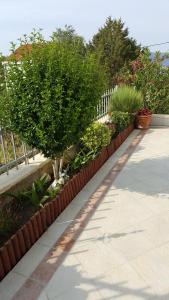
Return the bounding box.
[0,201,36,247]
[0,177,54,248]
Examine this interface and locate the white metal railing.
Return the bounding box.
[96,88,114,119]
[0,127,36,175]
[0,88,115,175]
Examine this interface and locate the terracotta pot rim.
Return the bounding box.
[137,115,152,118]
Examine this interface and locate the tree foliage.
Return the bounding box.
[0,55,9,127]
[118,49,169,113]
[5,29,105,159]
[52,25,86,56]
[88,17,141,87]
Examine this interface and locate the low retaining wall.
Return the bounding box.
[0,155,53,208]
[151,114,169,127]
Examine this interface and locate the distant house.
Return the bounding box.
[7,44,32,61]
[3,44,33,84]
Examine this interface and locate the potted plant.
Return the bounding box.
[136,108,152,129]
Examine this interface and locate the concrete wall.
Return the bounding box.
[151,114,169,127]
[0,154,53,208]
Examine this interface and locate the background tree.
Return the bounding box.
[118,49,169,113]
[5,30,105,178]
[0,55,9,127]
[52,25,86,56]
[88,17,141,87]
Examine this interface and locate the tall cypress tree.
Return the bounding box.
[89,17,141,87]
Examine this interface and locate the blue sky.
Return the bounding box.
[1,0,169,55]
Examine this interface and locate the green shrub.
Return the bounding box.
[69,149,97,172]
[111,111,131,134]
[81,122,111,153]
[69,122,111,173]
[110,85,143,113]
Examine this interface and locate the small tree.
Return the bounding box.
[5,30,105,178]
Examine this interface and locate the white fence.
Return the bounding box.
[0,88,114,175]
[0,128,36,175]
[96,88,114,119]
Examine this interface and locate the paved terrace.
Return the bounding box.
[1,128,169,299]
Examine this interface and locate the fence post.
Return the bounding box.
[11,132,18,170]
[0,129,9,175]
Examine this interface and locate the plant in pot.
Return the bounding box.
[136,108,152,129]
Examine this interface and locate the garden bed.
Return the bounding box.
[0,123,134,281]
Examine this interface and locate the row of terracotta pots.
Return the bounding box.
[0,123,134,281]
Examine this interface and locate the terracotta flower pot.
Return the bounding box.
[136,115,152,129]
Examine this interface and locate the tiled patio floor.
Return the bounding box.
[1,128,169,299]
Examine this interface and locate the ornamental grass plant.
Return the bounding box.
[109,85,143,114]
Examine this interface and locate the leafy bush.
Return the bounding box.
[69,122,111,172]
[69,149,97,172]
[81,122,111,153]
[109,85,143,113]
[111,111,131,134]
[6,30,105,161]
